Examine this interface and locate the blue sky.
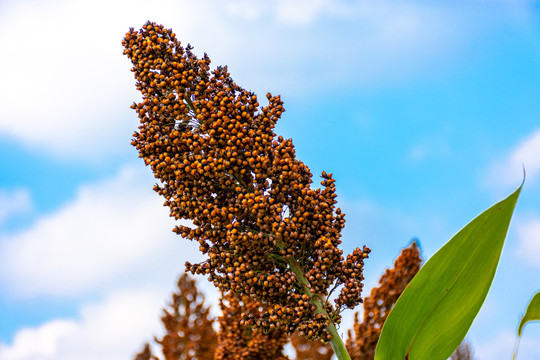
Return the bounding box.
[0,0,539,359]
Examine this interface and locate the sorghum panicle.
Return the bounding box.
[133,273,217,360]
[122,21,370,342]
[158,274,217,360]
[346,242,422,360]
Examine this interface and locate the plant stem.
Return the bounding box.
[327,321,352,360]
[512,334,521,360]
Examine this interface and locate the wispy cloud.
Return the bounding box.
[0,189,32,226]
[0,0,531,160]
[475,328,540,360]
[275,0,336,25]
[514,217,540,269]
[510,129,540,184]
[475,330,516,360]
[0,163,220,359]
[406,131,452,164]
[486,128,540,189]
[0,164,201,298]
[0,320,77,360]
[0,0,138,159]
[0,289,165,360]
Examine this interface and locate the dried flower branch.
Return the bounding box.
[346,241,422,360]
[123,21,369,358]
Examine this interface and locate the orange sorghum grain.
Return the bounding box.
[123,21,370,342]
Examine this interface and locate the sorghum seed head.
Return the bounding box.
[123,21,370,341]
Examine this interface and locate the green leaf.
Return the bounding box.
[375,185,522,360]
[513,290,540,360]
[518,291,540,337]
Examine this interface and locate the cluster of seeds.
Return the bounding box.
[215,291,290,360]
[123,21,370,341]
[346,242,422,360]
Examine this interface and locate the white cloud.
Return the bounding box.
[225,0,271,21]
[474,330,516,360]
[0,0,531,159]
[0,289,166,360]
[0,320,77,360]
[0,168,221,359]
[0,0,135,159]
[0,189,32,225]
[406,134,452,164]
[487,128,540,188]
[275,0,334,25]
[511,129,540,183]
[515,217,540,268]
[0,164,202,298]
[0,0,207,161]
[475,329,540,360]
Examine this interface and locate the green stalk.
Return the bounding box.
[327,320,352,360]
